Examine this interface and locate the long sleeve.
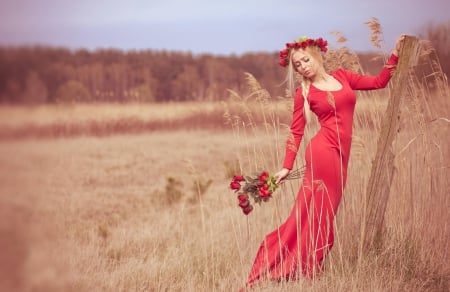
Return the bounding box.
[344,54,399,90]
[283,88,306,170]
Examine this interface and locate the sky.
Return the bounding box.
[0,0,449,55]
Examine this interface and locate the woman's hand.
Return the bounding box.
[274,168,290,185]
[392,34,406,56]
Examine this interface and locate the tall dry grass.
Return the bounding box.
[1,38,449,292]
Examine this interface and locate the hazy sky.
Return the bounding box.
[0,0,449,55]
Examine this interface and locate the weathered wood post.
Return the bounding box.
[361,36,420,254]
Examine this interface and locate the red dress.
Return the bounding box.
[246,55,398,287]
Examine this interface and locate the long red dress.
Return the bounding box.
[246,55,398,287]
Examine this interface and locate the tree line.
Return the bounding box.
[0,47,290,104]
[0,22,448,104]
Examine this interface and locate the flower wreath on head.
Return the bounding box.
[278,36,328,67]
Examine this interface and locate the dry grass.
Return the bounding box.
[0,105,448,291]
[0,102,218,128]
[0,102,228,139]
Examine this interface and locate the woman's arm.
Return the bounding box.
[344,35,405,90]
[343,54,398,90]
[282,88,306,170]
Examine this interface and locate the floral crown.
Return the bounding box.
[278,36,328,67]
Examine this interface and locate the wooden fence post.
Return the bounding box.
[361,36,420,254]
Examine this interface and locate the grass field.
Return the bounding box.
[0,81,449,292]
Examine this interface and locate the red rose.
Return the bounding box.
[239,199,249,208]
[279,49,289,58]
[243,205,253,215]
[261,183,269,190]
[279,59,288,67]
[237,193,249,202]
[259,189,271,198]
[319,39,328,52]
[229,181,241,190]
[233,175,244,182]
[258,171,269,182]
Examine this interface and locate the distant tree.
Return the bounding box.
[1,79,22,103]
[170,64,202,101]
[54,80,91,103]
[129,83,155,102]
[202,57,238,100]
[21,71,48,103]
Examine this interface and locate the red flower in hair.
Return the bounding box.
[278,36,328,67]
[278,59,288,67]
[279,49,289,58]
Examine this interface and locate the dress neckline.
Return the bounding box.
[310,73,343,92]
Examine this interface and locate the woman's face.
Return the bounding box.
[291,50,321,79]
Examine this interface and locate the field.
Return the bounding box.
[0,77,449,292]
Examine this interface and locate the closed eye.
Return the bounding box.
[294,58,309,68]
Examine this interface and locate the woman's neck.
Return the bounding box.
[310,71,330,83]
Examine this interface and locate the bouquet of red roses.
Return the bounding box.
[229,169,304,215]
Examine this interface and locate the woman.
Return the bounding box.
[245,35,405,287]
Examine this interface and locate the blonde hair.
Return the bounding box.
[286,47,324,122]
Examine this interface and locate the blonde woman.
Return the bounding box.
[245,35,405,288]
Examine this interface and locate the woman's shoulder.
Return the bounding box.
[332,68,354,77]
[332,68,359,81]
